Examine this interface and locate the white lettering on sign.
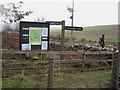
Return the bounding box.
[23,34,29,36]
[22,28,29,30]
[42,37,47,40]
[65,26,83,31]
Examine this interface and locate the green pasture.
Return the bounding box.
[50,24,118,43]
[2,70,111,88]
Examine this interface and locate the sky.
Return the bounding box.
[0,0,119,30]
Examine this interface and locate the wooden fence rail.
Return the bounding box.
[1,50,113,54]
[2,50,118,88]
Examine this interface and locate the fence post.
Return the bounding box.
[82,53,85,68]
[116,51,120,89]
[82,51,86,68]
[111,48,116,87]
[48,57,54,88]
[60,20,65,60]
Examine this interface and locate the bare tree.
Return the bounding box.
[0,1,33,24]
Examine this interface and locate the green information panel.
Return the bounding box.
[29,27,41,45]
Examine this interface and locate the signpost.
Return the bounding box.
[65,26,83,31]
[60,20,65,60]
[46,21,62,25]
[61,21,65,52]
[20,21,49,50]
[46,20,83,52]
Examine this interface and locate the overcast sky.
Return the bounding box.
[0,0,119,30]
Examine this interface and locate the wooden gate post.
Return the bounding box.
[116,51,120,89]
[48,57,54,88]
[111,48,116,87]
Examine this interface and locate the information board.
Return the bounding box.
[20,21,49,50]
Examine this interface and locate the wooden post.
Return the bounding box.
[61,20,65,51]
[116,51,120,88]
[60,20,65,60]
[48,57,54,88]
[111,48,116,87]
[82,54,85,68]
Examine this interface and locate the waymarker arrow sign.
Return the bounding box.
[65,26,83,31]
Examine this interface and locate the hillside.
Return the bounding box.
[2,24,118,50]
[50,24,118,43]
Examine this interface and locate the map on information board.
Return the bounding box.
[29,27,41,45]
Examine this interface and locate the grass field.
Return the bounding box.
[50,24,118,43]
[2,70,111,88]
[54,70,111,88]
